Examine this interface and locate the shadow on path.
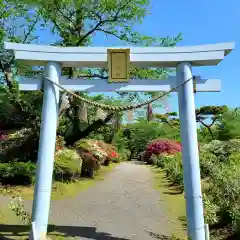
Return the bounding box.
[129,160,147,165]
[0,224,130,240]
[146,230,171,239]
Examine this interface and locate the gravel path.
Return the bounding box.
[23,161,176,239]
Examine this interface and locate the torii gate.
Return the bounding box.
[4,42,235,240]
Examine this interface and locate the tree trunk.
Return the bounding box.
[147,103,153,121]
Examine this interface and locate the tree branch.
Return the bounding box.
[76,7,122,46]
[95,28,124,41]
[209,118,218,128]
[22,15,39,44]
[198,119,214,139]
[65,112,114,146]
[54,2,75,25]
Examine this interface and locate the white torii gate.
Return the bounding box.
[4,42,235,240]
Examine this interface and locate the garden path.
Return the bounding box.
[22,161,181,239]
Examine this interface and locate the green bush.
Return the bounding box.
[122,120,169,155]
[203,193,220,225]
[54,148,82,182]
[199,152,218,178]
[112,130,129,153]
[117,149,131,162]
[217,109,240,140]
[201,139,240,162]
[150,154,165,168]
[0,162,36,185]
[162,153,184,191]
[206,156,240,233]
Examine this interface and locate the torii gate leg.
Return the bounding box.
[177,62,205,240]
[31,62,60,239]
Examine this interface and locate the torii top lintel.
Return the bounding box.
[4,42,235,68]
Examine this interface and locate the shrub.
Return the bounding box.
[75,139,119,167]
[55,135,66,151]
[227,139,240,153]
[121,120,169,155]
[78,150,100,178]
[207,158,240,233]
[117,149,131,162]
[9,193,31,224]
[201,139,240,162]
[0,162,36,185]
[112,130,129,153]
[145,139,181,164]
[54,148,82,182]
[0,132,8,141]
[164,153,184,191]
[199,152,218,178]
[217,109,240,140]
[138,151,145,162]
[75,139,107,178]
[150,154,165,168]
[203,193,220,225]
[106,150,118,164]
[92,140,119,165]
[75,139,107,164]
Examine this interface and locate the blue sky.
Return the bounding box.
[37,0,239,113]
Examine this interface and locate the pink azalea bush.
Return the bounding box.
[0,132,8,141]
[145,139,182,163]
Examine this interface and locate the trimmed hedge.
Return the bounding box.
[0,148,83,185]
[0,162,36,185]
[0,137,120,185]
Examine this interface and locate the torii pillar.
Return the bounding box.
[4,41,235,240]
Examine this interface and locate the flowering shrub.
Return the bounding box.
[77,150,100,178]
[9,192,31,224]
[74,139,121,175]
[7,128,32,140]
[91,143,108,164]
[0,132,8,141]
[90,140,117,164]
[145,139,182,163]
[75,139,118,165]
[55,135,66,151]
[54,148,82,181]
[109,151,119,163]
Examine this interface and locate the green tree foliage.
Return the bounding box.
[196,105,228,139]
[0,1,40,87]
[217,108,240,140]
[114,119,180,159]
[1,0,182,147]
[154,112,180,128]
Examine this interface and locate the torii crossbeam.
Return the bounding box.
[4,41,235,240]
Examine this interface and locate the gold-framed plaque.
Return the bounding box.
[107,48,130,82]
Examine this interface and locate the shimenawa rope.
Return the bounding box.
[44,76,196,112]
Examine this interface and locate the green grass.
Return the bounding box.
[150,166,187,239]
[0,163,119,240]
